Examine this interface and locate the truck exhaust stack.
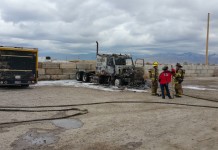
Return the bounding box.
[96,41,99,56]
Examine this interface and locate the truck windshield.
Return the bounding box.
[115,58,133,66]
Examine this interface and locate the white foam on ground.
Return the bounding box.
[183,85,217,91]
[33,80,148,93]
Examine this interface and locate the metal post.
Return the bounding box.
[205,13,210,65]
[96,41,99,57]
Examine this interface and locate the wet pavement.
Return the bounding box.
[11,129,59,150]
[1,77,218,150]
[10,119,84,150]
[52,119,83,129]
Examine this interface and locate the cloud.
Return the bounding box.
[0,0,218,59]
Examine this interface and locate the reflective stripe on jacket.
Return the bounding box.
[149,67,159,82]
[174,69,184,83]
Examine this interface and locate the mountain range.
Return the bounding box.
[133,52,218,64]
[40,52,218,64]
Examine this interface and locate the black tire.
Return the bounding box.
[82,73,89,82]
[76,72,82,81]
[98,76,107,84]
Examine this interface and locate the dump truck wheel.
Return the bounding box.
[98,76,104,84]
[76,72,82,81]
[115,79,122,87]
[82,73,89,82]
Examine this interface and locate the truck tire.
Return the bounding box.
[98,76,108,84]
[76,72,82,81]
[115,79,122,87]
[82,73,89,82]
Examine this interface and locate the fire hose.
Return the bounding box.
[0,92,218,126]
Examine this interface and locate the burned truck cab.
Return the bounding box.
[95,53,135,86]
[76,41,144,87]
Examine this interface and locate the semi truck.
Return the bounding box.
[75,42,144,86]
[0,46,38,87]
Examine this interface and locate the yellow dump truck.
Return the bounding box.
[0,46,38,87]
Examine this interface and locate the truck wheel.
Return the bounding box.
[82,73,89,82]
[76,72,82,81]
[115,79,122,87]
[98,76,103,84]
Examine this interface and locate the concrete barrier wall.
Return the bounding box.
[144,64,218,78]
[38,60,96,80]
[38,61,218,81]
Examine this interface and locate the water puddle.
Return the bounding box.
[11,119,83,149]
[11,129,59,150]
[52,119,83,129]
[23,133,55,145]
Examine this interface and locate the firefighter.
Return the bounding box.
[159,66,173,99]
[174,63,185,97]
[149,61,159,96]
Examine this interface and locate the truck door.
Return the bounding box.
[106,57,115,74]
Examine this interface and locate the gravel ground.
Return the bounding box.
[0,77,218,150]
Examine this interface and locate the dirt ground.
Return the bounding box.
[0,77,218,150]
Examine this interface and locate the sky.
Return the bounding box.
[0,0,218,60]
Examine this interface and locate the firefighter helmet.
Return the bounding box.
[153,61,159,67]
[176,63,182,68]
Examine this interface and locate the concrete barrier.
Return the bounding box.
[37,61,218,81]
[144,64,218,77]
[38,75,51,80]
[38,60,96,80]
[60,63,76,69]
[214,69,218,76]
[38,68,45,75]
[62,68,77,75]
[46,69,63,75]
[76,64,91,70]
[42,63,60,69]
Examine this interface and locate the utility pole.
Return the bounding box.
[205,13,210,65]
